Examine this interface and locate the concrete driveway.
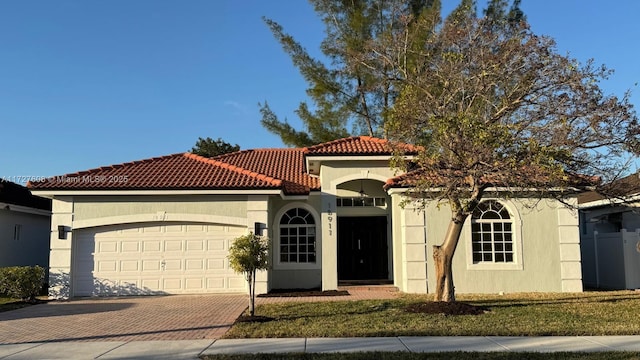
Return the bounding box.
[0,294,248,344]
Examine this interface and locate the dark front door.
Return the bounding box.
[338,216,388,280]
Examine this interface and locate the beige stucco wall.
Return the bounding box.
[391,194,582,294]
[73,195,247,221]
[267,195,323,289]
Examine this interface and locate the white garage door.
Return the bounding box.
[73,222,247,297]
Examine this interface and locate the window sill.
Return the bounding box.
[273,262,321,271]
[466,262,523,271]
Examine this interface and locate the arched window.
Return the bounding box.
[279,208,316,263]
[471,200,514,263]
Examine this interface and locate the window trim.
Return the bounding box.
[465,199,523,271]
[273,203,321,270]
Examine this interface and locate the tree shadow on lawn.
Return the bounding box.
[470,292,640,309]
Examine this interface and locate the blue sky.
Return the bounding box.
[1,1,639,183]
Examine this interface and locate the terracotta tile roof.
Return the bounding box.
[28,153,283,192]
[212,148,319,194]
[303,136,418,155]
[27,137,407,194]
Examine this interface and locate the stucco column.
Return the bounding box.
[400,200,429,293]
[246,195,270,294]
[321,193,338,290]
[557,198,583,292]
[48,196,74,299]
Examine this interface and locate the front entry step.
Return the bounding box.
[338,281,398,292]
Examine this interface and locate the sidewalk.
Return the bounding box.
[1,336,640,359]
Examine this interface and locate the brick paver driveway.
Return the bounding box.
[0,294,247,344]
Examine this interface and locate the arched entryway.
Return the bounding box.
[335,179,392,284]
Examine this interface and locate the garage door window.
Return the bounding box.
[279,208,316,263]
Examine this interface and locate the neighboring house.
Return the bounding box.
[0,180,51,269]
[578,173,640,290]
[29,136,585,299]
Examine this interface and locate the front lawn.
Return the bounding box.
[224,291,640,338]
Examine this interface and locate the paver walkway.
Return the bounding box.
[0,294,247,344]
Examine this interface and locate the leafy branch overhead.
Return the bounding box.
[260,0,439,146]
[383,0,639,204]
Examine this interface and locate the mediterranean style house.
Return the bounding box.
[29,136,584,298]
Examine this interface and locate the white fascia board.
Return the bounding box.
[305,155,412,175]
[386,188,409,195]
[0,202,51,216]
[30,189,283,197]
[386,186,584,196]
[305,155,395,162]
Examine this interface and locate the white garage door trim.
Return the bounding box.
[72,222,247,297]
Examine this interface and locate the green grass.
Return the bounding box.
[202,351,640,360]
[224,291,640,338]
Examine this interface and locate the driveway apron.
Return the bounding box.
[0,294,247,344]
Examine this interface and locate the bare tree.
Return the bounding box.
[378,1,640,301]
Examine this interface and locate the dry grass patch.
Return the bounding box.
[224,291,640,338]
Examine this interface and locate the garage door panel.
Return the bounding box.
[185,278,203,290]
[186,259,204,270]
[141,279,161,290]
[142,260,161,271]
[163,278,182,290]
[73,222,246,297]
[207,259,224,270]
[121,242,140,252]
[206,277,225,290]
[98,261,117,272]
[164,240,182,251]
[165,225,183,232]
[186,240,204,251]
[120,260,139,271]
[143,241,161,252]
[98,241,118,253]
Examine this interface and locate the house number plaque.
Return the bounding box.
[327,203,334,236]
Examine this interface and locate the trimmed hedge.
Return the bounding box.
[0,266,45,301]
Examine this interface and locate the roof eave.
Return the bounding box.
[30,189,284,197]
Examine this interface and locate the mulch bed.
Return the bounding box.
[405,301,489,315]
[235,315,274,323]
[258,288,350,298]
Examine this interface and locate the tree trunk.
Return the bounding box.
[248,271,255,317]
[433,210,468,302]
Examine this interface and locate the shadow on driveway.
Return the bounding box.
[0,294,247,344]
[0,302,134,320]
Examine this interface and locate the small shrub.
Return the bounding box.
[228,232,270,317]
[0,266,45,302]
